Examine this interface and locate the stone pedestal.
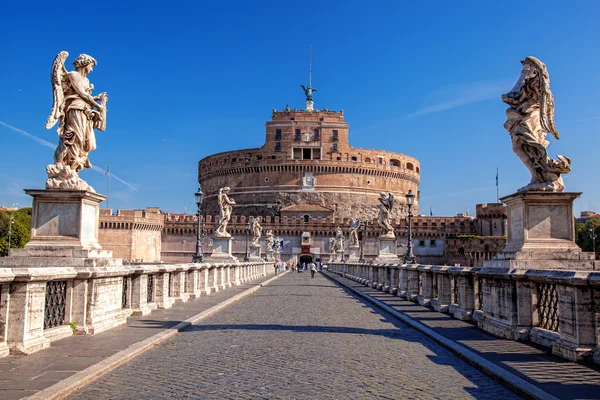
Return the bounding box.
[374,236,399,264]
[484,191,593,270]
[248,245,262,262]
[346,246,360,262]
[306,100,314,111]
[266,250,274,262]
[207,236,238,263]
[11,189,111,259]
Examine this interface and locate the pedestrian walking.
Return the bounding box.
[309,261,317,278]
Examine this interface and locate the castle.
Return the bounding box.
[99,100,507,266]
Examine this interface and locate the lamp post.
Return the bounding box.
[403,189,416,264]
[590,228,597,260]
[244,218,251,262]
[358,221,365,263]
[192,186,204,263]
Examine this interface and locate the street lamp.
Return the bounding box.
[590,228,597,260]
[193,186,204,263]
[358,221,365,263]
[244,218,251,262]
[403,189,416,264]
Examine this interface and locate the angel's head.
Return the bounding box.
[73,54,97,72]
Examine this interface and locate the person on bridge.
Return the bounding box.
[309,262,317,278]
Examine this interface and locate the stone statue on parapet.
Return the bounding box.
[265,230,274,250]
[334,226,344,252]
[300,84,317,102]
[45,51,108,192]
[502,56,570,192]
[378,192,395,238]
[215,187,235,237]
[329,237,337,254]
[273,237,282,253]
[348,218,361,247]
[251,217,262,247]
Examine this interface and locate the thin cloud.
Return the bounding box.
[91,166,139,191]
[0,120,139,191]
[405,79,513,119]
[0,120,55,149]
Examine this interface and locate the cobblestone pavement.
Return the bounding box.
[69,272,520,399]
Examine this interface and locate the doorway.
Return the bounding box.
[299,255,313,265]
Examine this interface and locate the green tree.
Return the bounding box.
[0,208,31,256]
[575,218,600,260]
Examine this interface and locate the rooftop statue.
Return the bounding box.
[45,51,108,192]
[378,192,395,238]
[502,56,570,192]
[215,187,235,237]
[300,84,317,102]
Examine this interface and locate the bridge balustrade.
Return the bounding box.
[328,262,600,366]
[0,260,274,356]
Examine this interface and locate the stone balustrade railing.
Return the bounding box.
[0,261,273,356]
[328,262,600,366]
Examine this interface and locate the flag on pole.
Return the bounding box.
[430,206,433,216]
[495,168,498,186]
[105,165,110,176]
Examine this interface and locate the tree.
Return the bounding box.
[575,218,600,260]
[0,208,31,256]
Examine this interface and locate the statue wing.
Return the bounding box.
[45,51,69,130]
[388,193,395,211]
[540,77,559,140]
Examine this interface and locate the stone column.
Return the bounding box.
[451,272,475,321]
[131,274,152,315]
[398,267,408,298]
[554,284,597,361]
[155,273,173,309]
[200,267,211,295]
[406,268,419,302]
[418,268,433,306]
[174,271,189,303]
[432,270,451,312]
[7,282,50,354]
[187,270,202,299]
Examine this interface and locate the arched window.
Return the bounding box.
[303,214,310,223]
[407,163,414,171]
[351,156,357,162]
[416,167,420,173]
[364,157,371,163]
[389,159,401,167]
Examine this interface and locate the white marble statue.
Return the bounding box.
[348,218,361,247]
[378,192,395,238]
[45,51,108,192]
[215,187,235,237]
[502,56,570,192]
[329,237,337,254]
[251,217,262,247]
[265,230,274,250]
[273,237,282,253]
[334,226,344,252]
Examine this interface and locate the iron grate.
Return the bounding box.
[538,283,559,331]
[44,280,67,330]
[122,277,129,309]
[147,274,154,303]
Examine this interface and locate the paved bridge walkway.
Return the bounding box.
[67,272,518,399]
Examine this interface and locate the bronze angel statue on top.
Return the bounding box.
[45,51,108,192]
[502,56,570,192]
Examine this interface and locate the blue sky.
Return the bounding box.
[1,1,599,217]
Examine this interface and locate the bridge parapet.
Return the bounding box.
[327,262,600,365]
[0,260,274,356]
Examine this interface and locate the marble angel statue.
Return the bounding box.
[502,56,570,192]
[45,51,108,192]
[251,217,262,247]
[378,192,395,238]
[265,230,274,250]
[348,218,361,247]
[329,237,337,254]
[215,187,235,237]
[334,226,344,252]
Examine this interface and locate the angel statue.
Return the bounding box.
[378,192,395,238]
[348,218,361,247]
[265,230,274,250]
[273,237,282,253]
[329,237,337,254]
[215,187,235,237]
[334,226,344,252]
[45,51,108,192]
[300,84,317,102]
[250,217,262,247]
[502,56,571,192]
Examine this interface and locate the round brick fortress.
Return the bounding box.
[198,108,420,220]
